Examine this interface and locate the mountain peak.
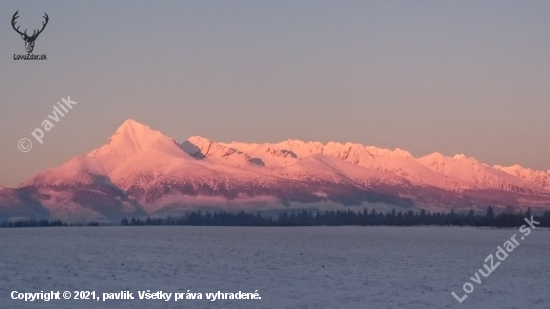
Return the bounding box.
[453,154,467,159]
[90,119,179,159]
[115,119,154,137]
[113,119,168,144]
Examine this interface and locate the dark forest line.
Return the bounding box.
[120,207,550,228]
[3,207,549,228]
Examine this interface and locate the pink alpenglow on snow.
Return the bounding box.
[1,119,549,222]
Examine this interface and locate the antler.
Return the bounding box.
[11,11,26,37]
[29,13,49,38]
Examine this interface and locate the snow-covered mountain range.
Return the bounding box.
[2,119,549,221]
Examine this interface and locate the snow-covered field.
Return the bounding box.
[1,226,548,308]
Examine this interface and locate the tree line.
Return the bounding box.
[2,207,550,228]
[121,207,550,228]
[0,219,67,228]
[0,219,101,228]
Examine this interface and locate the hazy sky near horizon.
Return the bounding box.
[1,1,549,187]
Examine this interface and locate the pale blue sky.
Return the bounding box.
[1,1,549,186]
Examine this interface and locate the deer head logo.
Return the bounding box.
[11,11,49,54]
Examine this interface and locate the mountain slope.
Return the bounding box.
[1,119,548,221]
[493,164,550,191]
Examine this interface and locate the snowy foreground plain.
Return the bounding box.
[1,226,548,309]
